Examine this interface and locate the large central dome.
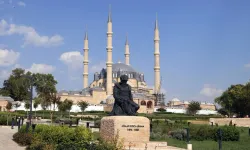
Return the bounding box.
[112,62,136,72]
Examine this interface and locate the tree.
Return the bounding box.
[77,101,88,115]
[33,97,41,117]
[0,68,32,101]
[32,73,58,123]
[40,97,49,119]
[187,101,201,115]
[24,101,30,118]
[215,84,247,117]
[5,101,12,125]
[6,101,12,111]
[58,99,73,118]
[65,99,73,118]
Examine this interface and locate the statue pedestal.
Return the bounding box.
[100,116,180,150]
[100,116,150,142]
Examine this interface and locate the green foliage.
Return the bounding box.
[33,97,41,109]
[0,68,32,101]
[189,125,216,141]
[58,99,73,113]
[78,101,88,113]
[0,115,12,125]
[215,83,250,117]
[156,108,166,112]
[187,101,201,115]
[18,124,92,150]
[13,132,32,146]
[25,101,30,110]
[219,126,240,141]
[150,120,240,142]
[169,129,187,140]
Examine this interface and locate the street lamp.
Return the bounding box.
[29,76,33,125]
[24,74,33,128]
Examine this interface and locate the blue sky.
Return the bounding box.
[0,0,250,103]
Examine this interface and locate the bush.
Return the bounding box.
[169,129,187,140]
[156,108,166,112]
[18,124,92,149]
[189,125,240,141]
[13,132,32,146]
[190,125,216,141]
[0,115,12,125]
[218,126,240,141]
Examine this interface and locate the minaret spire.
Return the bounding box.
[125,33,130,65]
[108,4,112,22]
[154,13,160,94]
[106,5,113,95]
[155,13,158,30]
[83,26,89,89]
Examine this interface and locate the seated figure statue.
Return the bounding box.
[109,75,140,116]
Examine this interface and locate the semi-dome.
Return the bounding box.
[112,62,136,72]
[171,98,180,102]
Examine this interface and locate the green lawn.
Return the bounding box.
[153,127,250,150]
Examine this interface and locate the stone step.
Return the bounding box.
[123,141,186,150]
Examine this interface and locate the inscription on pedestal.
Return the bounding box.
[100,116,150,142]
[122,124,144,131]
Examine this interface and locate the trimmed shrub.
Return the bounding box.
[169,129,187,140]
[0,115,12,125]
[19,124,92,149]
[156,108,166,112]
[13,132,32,146]
[189,125,240,141]
[218,126,240,141]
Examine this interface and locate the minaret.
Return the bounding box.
[106,5,113,95]
[83,30,89,89]
[124,34,130,65]
[154,14,160,93]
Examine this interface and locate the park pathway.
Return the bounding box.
[0,126,26,150]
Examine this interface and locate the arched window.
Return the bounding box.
[147,101,153,108]
[141,100,146,106]
[99,83,101,87]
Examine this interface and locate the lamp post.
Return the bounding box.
[28,75,33,125]
[24,74,33,130]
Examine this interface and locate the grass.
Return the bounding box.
[152,127,250,150]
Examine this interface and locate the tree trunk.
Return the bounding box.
[35,109,36,117]
[7,114,8,126]
[50,111,53,124]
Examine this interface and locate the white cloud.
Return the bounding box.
[26,63,55,74]
[244,63,250,68]
[200,84,223,97]
[59,51,83,69]
[90,62,105,73]
[17,1,26,7]
[0,19,63,47]
[0,48,20,66]
[0,69,10,79]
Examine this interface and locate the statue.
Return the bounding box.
[109,75,140,116]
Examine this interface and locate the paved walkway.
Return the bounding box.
[0,126,26,150]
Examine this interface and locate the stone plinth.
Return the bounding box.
[100,116,150,142]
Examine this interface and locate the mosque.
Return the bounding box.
[58,8,165,113]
